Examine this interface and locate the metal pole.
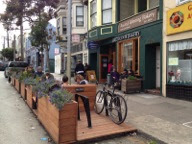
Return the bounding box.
[67,0,72,84]
[7,29,9,48]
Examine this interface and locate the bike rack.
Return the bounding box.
[75,94,92,128]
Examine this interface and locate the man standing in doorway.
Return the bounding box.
[75,60,85,76]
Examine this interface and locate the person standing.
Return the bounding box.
[75,60,85,76]
[108,59,113,73]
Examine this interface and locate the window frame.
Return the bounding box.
[62,17,67,34]
[90,0,97,28]
[102,0,112,25]
[177,0,191,5]
[76,6,84,27]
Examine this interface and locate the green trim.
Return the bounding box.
[89,29,98,38]
[101,26,113,35]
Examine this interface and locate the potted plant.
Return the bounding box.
[121,76,142,93]
[37,88,78,144]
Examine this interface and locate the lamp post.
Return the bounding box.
[66,0,72,84]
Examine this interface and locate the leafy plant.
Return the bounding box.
[33,79,56,98]
[127,75,137,80]
[19,71,34,82]
[23,77,40,86]
[148,140,157,144]
[49,89,73,110]
[8,68,22,77]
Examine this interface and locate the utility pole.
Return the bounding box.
[7,29,9,48]
[66,0,72,84]
[20,22,24,61]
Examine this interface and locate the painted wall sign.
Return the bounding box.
[112,31,140,43]
[167,2,192,35]
[118,8,157,33]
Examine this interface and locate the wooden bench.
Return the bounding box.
[64,84,96,112]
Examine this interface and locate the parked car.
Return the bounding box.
[4,61,29,78]
[0,62,6,71]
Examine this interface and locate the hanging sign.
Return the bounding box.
[112,31,140,43]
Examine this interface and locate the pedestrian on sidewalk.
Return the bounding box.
[75,60,85,76]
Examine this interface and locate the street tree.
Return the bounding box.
[30,15,56,71]
[1,48,14,61]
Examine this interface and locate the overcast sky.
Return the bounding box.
[0,0,56,51]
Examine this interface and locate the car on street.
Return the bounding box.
[0,61,6,71]
[4,61,29,78]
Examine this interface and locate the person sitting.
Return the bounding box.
[75,74,88,85]
[41,69,54,82]
[110,67,120,85]
[61,75,69,87]
[120,68,128,79]
[34,66,44,78]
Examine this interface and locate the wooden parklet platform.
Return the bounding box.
[77,111,136,142]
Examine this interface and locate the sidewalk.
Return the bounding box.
[52,73,192,144]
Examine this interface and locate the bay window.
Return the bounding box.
[91,0,97,28]
[102,0,112,24]
[76,6,84,26]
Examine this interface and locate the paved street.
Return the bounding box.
[0,72,53,144]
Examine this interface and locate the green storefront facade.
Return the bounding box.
[88,1,163,93]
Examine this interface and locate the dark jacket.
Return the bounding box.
[75,63,85,74]
[34,72,44,78]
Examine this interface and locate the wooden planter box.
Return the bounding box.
[11,77,15,86]
[121,79,141,93]
[166,84,192,102]
[64,84,96,112]
[15,79,20,93]
[20,82,26,99]
[26,85,35,109]
[38,97,78,144]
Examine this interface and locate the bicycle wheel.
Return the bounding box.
[94,90,105,114]
[108,95,128,124]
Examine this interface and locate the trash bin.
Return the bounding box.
[107,73,112,86]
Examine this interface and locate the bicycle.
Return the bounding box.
[94,83,128,125]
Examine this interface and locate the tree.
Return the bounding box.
[1,48,14,61]
[30,16,56,71]
[1,0,59,61]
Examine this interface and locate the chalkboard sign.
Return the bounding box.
[86,70,97,82]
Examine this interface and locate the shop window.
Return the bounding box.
[76,6,84,26]
[120,39,139,74]
[167,40,192,85]
[102,0,112,24]
[91,0,97,28]
[62,17,66,34]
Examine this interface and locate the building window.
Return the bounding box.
[138,0,147,12]
[177,0,190,5]
[167,39,192,85]
[149,0,159,9]
[76,6,84,26]
[62,17,67,34]
[57,18,60,36]
[91,0,97,28]
[102,0,112,24]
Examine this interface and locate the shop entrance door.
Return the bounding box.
[156,46,160,88]
[99,54,109,83]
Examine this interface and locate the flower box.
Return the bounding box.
[15,79,20,93]
[20,82,26,99]
[26,85,35,109]
[38,97,78,144]
[121,79,141,93]
[11,77,15,86]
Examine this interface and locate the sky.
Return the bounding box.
[0,0,56,51]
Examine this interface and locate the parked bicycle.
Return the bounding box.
[94,83,127,124]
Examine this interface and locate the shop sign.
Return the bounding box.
[54,48,60,55]
[88,41,99,49]
[72,34,80,43]
[118,8,157,33]
[112,31,140,43]
[167,2,192,35]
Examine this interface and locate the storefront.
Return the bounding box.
[164,2,192,101]
[115,7,162,92]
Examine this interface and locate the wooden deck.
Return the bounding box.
[77,111,136,142]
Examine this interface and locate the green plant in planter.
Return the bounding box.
[33,79,56,98]
[8,68,22,77]
[19,71,34,82]
[49,89,73,110]
[127,75,137,80]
